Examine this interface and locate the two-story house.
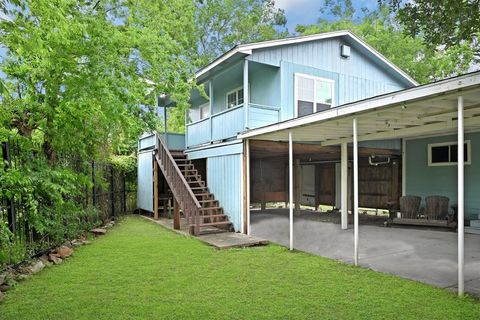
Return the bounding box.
[180,30,415,231]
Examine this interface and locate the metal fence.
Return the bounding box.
[0,139,137,266]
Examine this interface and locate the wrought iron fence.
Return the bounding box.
[0,139,137,267]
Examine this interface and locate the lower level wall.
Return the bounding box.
[207,153,243,231]
[405,132,480,219]
[137,151,153,212]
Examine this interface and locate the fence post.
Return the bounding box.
[92,161,96,207]
[2,141,16,234]
[110,165,115,217]
[123,175,127,214]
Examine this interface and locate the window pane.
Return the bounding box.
[238,89,244,105]
[298,76,314,102]
[450,143,468,163]
[200,105,209,119]
[316,103,330,112]
[227,92,236,108]
[316,80,333,105]
[431,146,449,163]
[298,101,314,116]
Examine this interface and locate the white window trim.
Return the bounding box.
[427,140,471,166]
[226,86,244,109]
[294,73,335,118]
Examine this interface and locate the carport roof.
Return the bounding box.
[238,71,480,145]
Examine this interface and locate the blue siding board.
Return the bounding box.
[137,151,153,212]
[186,142,243,160]
[207,154,243,231]
[211,106,244,141]
[187,119,210,146]
[406,133,480,219]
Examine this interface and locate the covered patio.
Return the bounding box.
[250,208,480,296]
[240,72,480,296]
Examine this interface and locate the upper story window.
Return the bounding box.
[226,87,244,109]
[199,103,209,120]
[428,141,471,166]
[294,73,334,117]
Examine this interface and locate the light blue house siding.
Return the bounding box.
[405,132,480,219]
[207,154,243,231]
[187,142,244,231]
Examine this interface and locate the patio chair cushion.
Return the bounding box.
[425,196,450,220]
[399,195,421,219]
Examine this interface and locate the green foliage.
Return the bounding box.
[195,0,288,66]
[383,0,480,59]
[0,0,199,265]
[109,154,137,174]
[295,1,475,83]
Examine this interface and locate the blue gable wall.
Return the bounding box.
[406,132,480,219]
[248,37,409,121]
[247,37,408,89]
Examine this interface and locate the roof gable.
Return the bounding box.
[196,30,418,87]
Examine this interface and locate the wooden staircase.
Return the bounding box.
[155,135,233,235]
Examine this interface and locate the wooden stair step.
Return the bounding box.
[191,187,208,190]
[201,214,226,219]
[199,199,217,203]
[199,221,232,227]
[199,206,222,211]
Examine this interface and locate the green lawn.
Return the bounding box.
[1,216,479,319]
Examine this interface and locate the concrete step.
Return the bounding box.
[465,226,480,235]
[469,220,480,228]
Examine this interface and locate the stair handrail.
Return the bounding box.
[154,132,201,234]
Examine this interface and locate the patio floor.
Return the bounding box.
[250,209,480,296]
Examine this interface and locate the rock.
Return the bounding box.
[71,240,82,247]
[39,255,52,266]
[0,274,5,285]
[91,228,107,235]
[55,245,73,258]
[48,254,63,265]
[17,266,31,275]
[0,284,13,292]
[81,240,91,245]
[27,260,45,274]
[14,274,29,282]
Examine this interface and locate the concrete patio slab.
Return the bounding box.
[140,215,268,249]
[250,209,480,296]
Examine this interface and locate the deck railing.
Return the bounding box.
[186,103,281,148]
[155,133,201,235]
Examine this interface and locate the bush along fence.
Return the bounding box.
[0,139,137,269]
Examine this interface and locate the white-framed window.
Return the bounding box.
[199,102,210,120]
[226,87,244,109]
[428,140,471,166]
[294,73,335,117]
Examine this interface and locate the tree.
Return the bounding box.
[195,0,287,66]
[295,1,474,83]
[383,0,480,55]
[0,0,197,163]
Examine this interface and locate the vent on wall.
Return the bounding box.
[341,44,351,58]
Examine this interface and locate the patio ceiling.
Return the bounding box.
[239,72,480,145]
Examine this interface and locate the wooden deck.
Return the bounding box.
[140,215,268,249]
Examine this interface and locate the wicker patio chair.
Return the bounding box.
[425,196,450,220]
[399,195,422,219]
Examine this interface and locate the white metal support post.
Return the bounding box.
[341,142,348,230]
[457,96,465,296]
[289,131,294,251]
[353,118,359,266]
[244,59,249,130]
[246,139,251,235]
